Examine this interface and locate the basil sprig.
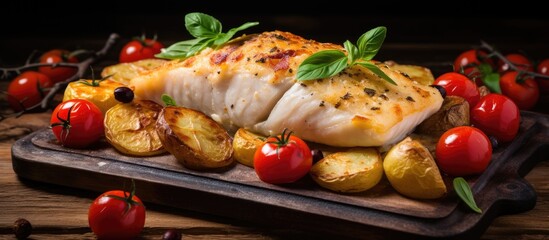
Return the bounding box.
[155,12,259,60]
[297,26,396,85]
[453,177,482,214]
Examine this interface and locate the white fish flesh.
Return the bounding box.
[130,31,443,147]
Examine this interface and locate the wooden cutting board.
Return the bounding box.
[11,111,549,239]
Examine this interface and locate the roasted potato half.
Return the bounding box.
[309,148,383,193]
[104,99,165,156]
[232,128,266,168]
[101,59,167,85]
[63,79,126,114]
[156,106,234,171]
[385,61,435,86]
[383,137,447,199]
[415,96,470,138]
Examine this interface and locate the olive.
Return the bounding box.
[431,84,447,98]
[311,149,324,163]
[162,229,182,240]
[114,86,135,103]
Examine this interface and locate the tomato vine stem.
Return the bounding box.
[266,128,295,160]
[50,105,74,146]
[105,179,144,215]
[0,33,120,122]
[480,40,549,80]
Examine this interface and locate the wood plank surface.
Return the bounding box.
[0,113,548,239]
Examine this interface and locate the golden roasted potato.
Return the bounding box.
[232,128,265,168]
[415,96,470,138]
[104,99,165,156]
[63,79,126,114]
[156,106,234,171]
[383,137,447,199]
[385,61,435,85]
[309,148,383,193]
[101,59,167,85]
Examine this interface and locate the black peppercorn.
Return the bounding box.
[13,218,32,240]
[162,229,182,240]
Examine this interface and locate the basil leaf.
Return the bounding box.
[344,40,359,64]
[357,26,386,60]
[155,38,203,59]
[296,50,348,81]
[482,72,502,94]
[214,22,259,46]
[476,62,501,94]
[185,37,216,57]
[477,62,493,74]
[453,177,482,214]
[160,12,259,59]
[185,12,222,38]
[355,62,396,85]
[161,94,177,107]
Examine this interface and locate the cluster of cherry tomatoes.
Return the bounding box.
[431,49,532,177]
[48,36,164,239]
[6,49,79,111]
[45,36,165,240]
[452,48,549,110]
[6,35,164,114]
[119,35,164,63]
[2,34,175,240]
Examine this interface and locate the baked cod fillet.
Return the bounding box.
[130,31,443,147]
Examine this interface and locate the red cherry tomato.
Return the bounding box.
[499,71,539,110]
[119,36,164,63]
[471,93,520,143]
[7,71,53,112]
[453,49,494,84]
[50,99,104,148]
[433,72,481,107]
[254,129,313,184]
[497,53,534,73]
[535,58,549,94]
[38,49,79,83]
[88,183,146,240]
[435,126,493,177]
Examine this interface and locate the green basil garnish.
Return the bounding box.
[296,26,395,85]
[454,177,482,214]
[156,12,258,60]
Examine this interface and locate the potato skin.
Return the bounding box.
[383,137,447,199]
[415,96,470,138]
[156,106,234,171]
[309,148,383,193]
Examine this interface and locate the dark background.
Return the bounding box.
[2,0,549,74]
